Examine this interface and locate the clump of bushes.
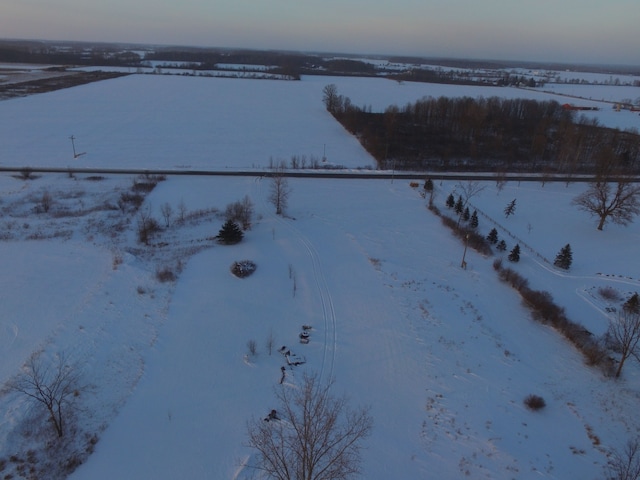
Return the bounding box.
[598,286,620,301]
[434,209,492,256]
[118,192,144,212]
[156,266,177,283]
[225,195,254,230]
[493,260,613,374]
[231,260,256,278]
[131,174,166,192]
[137,214,161,244]
[524,394,546,411]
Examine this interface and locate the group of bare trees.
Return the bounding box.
[323,85,640,174]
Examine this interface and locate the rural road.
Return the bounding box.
[1,166,633,183]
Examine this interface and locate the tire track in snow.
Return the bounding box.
[253,177,337,383]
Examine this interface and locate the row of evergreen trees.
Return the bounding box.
[445,193,573,268]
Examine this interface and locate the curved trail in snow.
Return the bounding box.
[253,177,337,384]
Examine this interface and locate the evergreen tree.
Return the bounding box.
[497,239,507,251]
[217,219,244,245]
[462,206,470,222]
[424,178,434,192]
[446,193,455,208]
[553,243,573,270]
[508,243,521,262]
[470,210,479,229]
[487,228,498,244]
[623,292,640,314]
[455,196,464,215]
[504,198,517,218]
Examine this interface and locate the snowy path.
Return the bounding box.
[254,177,337,383]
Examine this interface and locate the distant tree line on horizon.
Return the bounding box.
[323,84,640,175]
[0,40,521,86]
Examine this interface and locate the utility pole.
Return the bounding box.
[461,233,469,269]
[69,135,78,158]
[69,135,86,159]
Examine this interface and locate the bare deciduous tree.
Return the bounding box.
[160,202,173,227]
[5,352,85,438]
[455,180,485,226]
[39,190,53,213]
[607,438,640,480]
[247,372,373,480]
[269,168,292,216]
[322,84,340,114]
[607,309,640,378]
[456,180,486,205]
[266,329,275,356]
[573,180,640,231]
[225,195,254,230]
[137,204,160,244]
[177,199,187,223]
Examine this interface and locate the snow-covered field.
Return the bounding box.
[0,72,639,479]
[0,73,638,174]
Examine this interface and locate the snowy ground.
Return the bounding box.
[0,72,639,479]
[0,73,638,174]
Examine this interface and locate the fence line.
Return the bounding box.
[468,202,552,265]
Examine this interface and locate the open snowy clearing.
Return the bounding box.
[0,171,638,479]
[0,72,639,479]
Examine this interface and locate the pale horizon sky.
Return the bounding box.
[1,0,638,65]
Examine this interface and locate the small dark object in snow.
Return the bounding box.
[231,260,257,278]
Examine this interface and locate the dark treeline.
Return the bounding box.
[144,48,311,75]
[326,91,640,174]
[0,41,528,85]
[0,41,143,67]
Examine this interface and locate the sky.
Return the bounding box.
[1,0,638,65]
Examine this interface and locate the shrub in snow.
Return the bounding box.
[524,394,546,411]
[156,266,177,283]
[493,259,612,374]
[137,215,161,245]
[598,286,620,301]
[231,260,257,278]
